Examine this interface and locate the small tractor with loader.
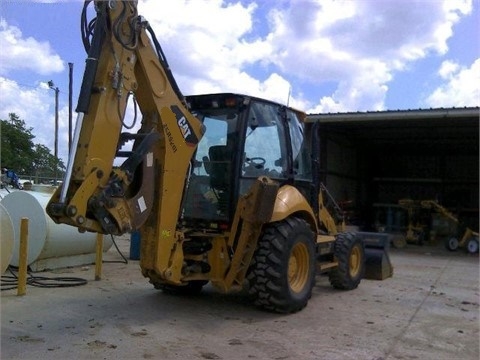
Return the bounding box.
[397,199,478,253]
[420,200,479,253]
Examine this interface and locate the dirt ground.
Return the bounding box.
[1,236,479,360]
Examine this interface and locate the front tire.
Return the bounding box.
[466,238,479,254]
[329,232,365,290]
[247,217,316,313]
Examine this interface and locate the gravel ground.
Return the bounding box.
[1,236,479,360]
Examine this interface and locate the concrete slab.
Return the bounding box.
[1,237,479,360]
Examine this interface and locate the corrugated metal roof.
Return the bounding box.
[307,106,479,123]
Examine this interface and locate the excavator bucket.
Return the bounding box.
[356,232,394,280]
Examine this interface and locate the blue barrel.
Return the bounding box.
[129,231,141,260]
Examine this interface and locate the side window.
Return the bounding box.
[287,110,312,181]
[243,102,287,179]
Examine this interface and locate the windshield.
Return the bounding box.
[242,101,287,179]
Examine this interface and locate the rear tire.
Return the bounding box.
[247,217,316,313]
[329,232,365,290]
[445,237,459,251]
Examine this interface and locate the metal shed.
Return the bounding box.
[307,107,479,239]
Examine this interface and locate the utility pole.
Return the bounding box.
[68,63,73,153]
[48,80,59,186]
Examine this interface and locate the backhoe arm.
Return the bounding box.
[419,200,459,224]
[47,1,204,256]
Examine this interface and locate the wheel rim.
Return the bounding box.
[467,239,479,253]
[349,245,362,278]
[448,238,459,250]
[288,242,310,293]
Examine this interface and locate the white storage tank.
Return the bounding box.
[0,188,113,271]
[0,203,15,274]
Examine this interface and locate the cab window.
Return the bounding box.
[242,101,288,179]
[287,109,312,181]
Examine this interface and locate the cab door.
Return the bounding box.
[239,100,289,195]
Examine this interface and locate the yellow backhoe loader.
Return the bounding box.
[46,0,391,313]
[420,200,479,253]
[398,199,479,253]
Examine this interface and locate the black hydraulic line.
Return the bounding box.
[76,2,108,114]
[1,266,88,291]
[102,235,129,264]
[81,0,94,52]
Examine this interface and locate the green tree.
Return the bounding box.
[1,113,64,181]
[32,144,65,183]
[1,113,35,173]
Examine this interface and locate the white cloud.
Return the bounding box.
[0,0,476,162]
[438,60,461,78]
[262,0,473,112]
[0,18,64,76]
[0,77,70,161]
[136,0,301,107]
[424,59,480,107]
[136,0,473,112]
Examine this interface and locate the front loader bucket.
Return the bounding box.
[356,232,394,280]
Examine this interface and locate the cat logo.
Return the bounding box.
[177,116,192,139]
[171,105,199,147]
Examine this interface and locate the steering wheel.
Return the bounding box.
[245,157,266,169]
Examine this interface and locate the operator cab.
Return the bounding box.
[182,93,316,230]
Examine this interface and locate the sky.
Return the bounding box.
[0,0,479,165]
